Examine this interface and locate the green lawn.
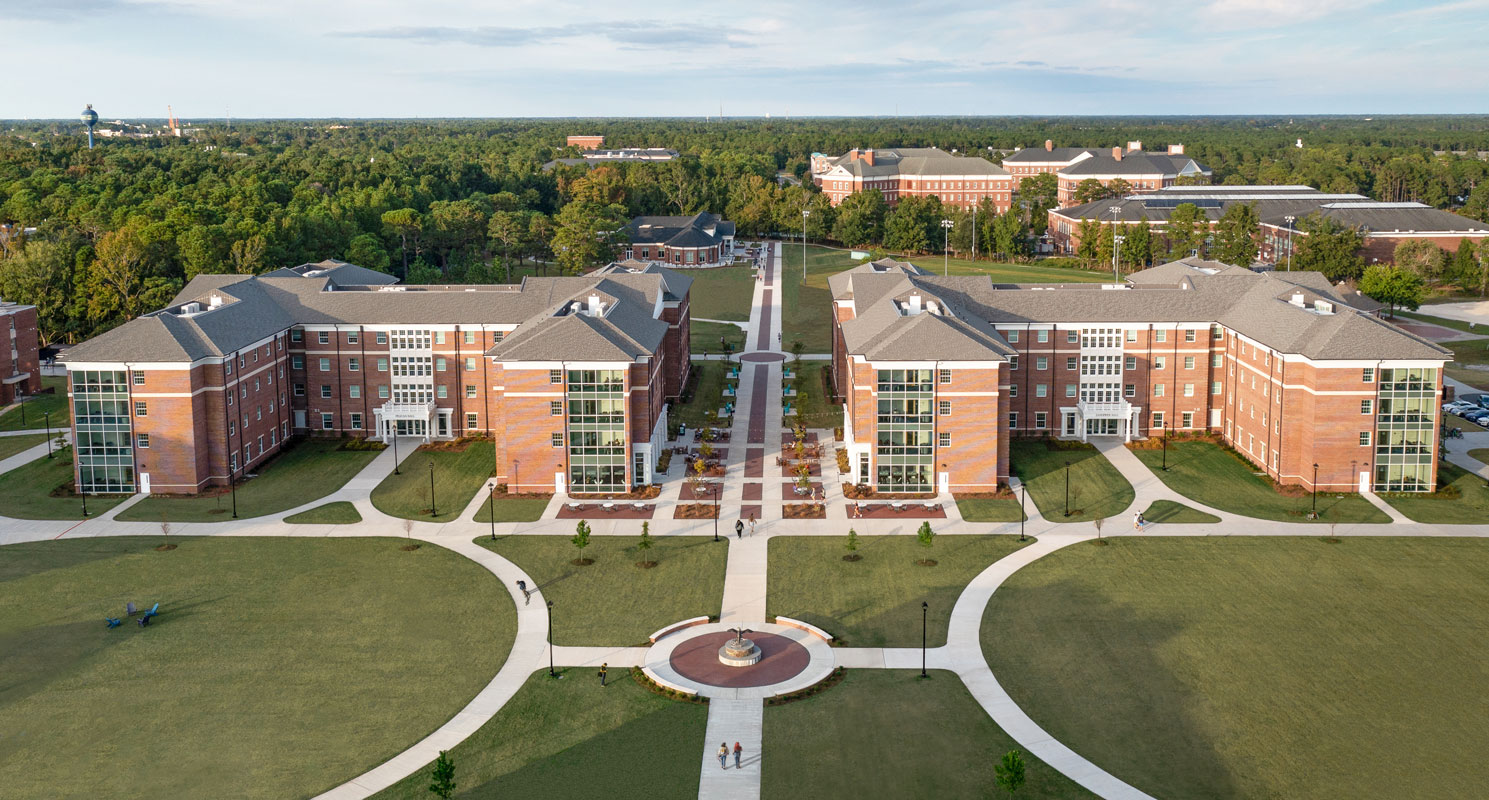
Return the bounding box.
[0,432,48,461]
[1444,412,1488,433]
[118,438,380,522]
[0,447,128,519]
[690,320,747,356]
[1382,462,1489,524]
[1395,309,1486,335]
[780,244,1109,354]
[783,360,842,429]
[473,495,551,523]
[0,375,70,431]
[767,535,1030,647]
[482,535,727,645]
[1141,499,1220,524]
[284,501,363,524]
[673,360,729,431]
[1471,448,1489,465]
[686,265,756,322]
[1129,440,1388,523]
[983,537,1489,799]
[371,440,495,523]
[954,496,1026,522]
[1011,440,1134,523]
[0,536,514,800]
[374,670,707,800]
[765,669,1091,800]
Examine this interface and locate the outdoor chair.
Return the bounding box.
[106,618,122,629]
[137,615,151,627]
[141,602,159,621]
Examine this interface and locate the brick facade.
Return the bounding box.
[1,302,40,405]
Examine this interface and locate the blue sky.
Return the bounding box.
[3,0,1488,119]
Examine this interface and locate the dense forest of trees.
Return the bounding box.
[3,116,1489,344]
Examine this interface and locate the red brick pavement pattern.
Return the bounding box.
[779,461,822,478]
[556,504,656,519]
[780,432,819,445]
[669,632,809,688]
[742,483,763,501]
[690,447,729,460]
[740,352,785,363]
[843,502,948,519]
[747,367,769,444]
[745,448,764,478]
[740,504,762,520]
[780,480,825,496]
[680,482,721,501]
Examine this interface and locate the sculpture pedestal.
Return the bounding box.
[718,637,761,667]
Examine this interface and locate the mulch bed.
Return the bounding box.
[417,436,485,453]
[679,483,720,501]
[951,489,1015,501]
[844,502,947,519]
[783,503,827,519]
[780,481,825,498]
[690,448,729,461]
[781,431,820,445]
[557,503,655,520]
[571,486,659,500]
[674,503,719,519]
[779,461,822,478]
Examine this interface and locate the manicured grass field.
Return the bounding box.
[672,360,729,431]
[371,440,494,523]
[0,375,70,431]
[689,320,747,355]
[1129,440,1388,523]
[1443,412,1488,433]
[119,438,380,522]
[0,447,128,519]
[686,264,756,321]
[954,496,1026,522]
[0,432,48,461]
[780,244,1109,354]
[1395,309,1484,335]
[1382,462,1489,524]
[1471,447,1489,465]
[1011,440,1134,523]
[283,501,363,524]
[983,537,1489,799]
[1141,499,1219,524]
[472,495,551,523]
[374,670,707,800]
[0,537,514,800]
[481,535,727,645]
[783,360,842,429]
[764,669,1091,800]
[767,535,1030,647]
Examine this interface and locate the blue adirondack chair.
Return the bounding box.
[141,602,160,620]
[106,618,121,629]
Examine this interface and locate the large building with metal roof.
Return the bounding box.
[831,258,1448,495]
[59,262,693,496]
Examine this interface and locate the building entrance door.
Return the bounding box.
[140,472,151,494]
[1085,418,1120,436]
[1360,471,1370,492]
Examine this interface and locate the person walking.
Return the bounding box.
[598,662,608,687]
[748,514,756,536]
[516,580,529,605]
[733,741,743,768]
[718,743,729,770]
[1133,511,1143,531]
[735,519,744,540]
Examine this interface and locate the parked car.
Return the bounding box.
[1444,401,1476,415]
[1466,409,1489,426]
[1477,395,1489,410]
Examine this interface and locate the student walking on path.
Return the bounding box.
[717,743,729,769]
[748,515,756,536]
[733,741,743,768]
[735,519,744,539]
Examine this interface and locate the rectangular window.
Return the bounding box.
[1212,381,1222,395]
[1065,384,1077,398]
[1184,383,1195,397]
[434,331,445,345]
[1213,325,1224,340]
[1363,367,1375,383]
[435,357,446,372]
[292,355,304,370]
[320,385,331,399]
[436,385,448,399]
[550,370,563,384]
[464,357,477,371]
[377,358,388,372]
[1212,354,1223,368]
[1182,411,1194,428]
[1009,412,1019,428]
[349,385,361,399]
[1006,329,1019,343]
[1155,330,1167,343]
[1184,356,1195,370]
[1152,411,1165,429]
[466,385,477,398]
[1125,330,1137,342]
[321,413,334,430]
[1036,357,1048,371]
[376,332,387,345]
[230,453,238,472]
[1360,431,1372,446]
[1184,330,1196,343]
[255,407,262,421]
[291,329,302,342]
[378,385,390,399]
[1066,357,1077,371]
[1010,384,1018,397]
[319,358,331,372]
[938,432,950,448]
[466,412,479,430]
[347,331,359,345]
[135,401,147,417]
[1037,330,1049,343]
[136,433,150,449]
[1125,356,1136,371]
[1035,411,1047,429]
[464,330,476,345]
[1154,384,1165,397]
[1036,384,1048,398]
[132,370,145,385]
[939,369,952,384]
[1009,355,1019,370]
[293,383,305,397]
[551,432,563,447]
[318,331,329,345]
[1125,384,1136,397]
[551,400,563,416]
[350,412,363,430]
[347,357,360,372]
[1361,399,1372,414]
[1066,331,1078,343]
[938,400,951,416]
[1155,357,1166,370]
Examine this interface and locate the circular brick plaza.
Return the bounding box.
[739,352,786,363]
[668,631,809,688]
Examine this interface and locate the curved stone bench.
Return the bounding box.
[772,616,834,643]
[648,615,711,643]
[641,668,699,696]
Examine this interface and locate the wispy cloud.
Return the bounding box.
[0,0,164,21]
[337,21,756,50]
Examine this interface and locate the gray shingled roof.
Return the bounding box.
[1001,147,1100,163]
[261,259,399,287]
[822,147,1010,179]
[834,264,1447,363]
[623,212,734,248]
[1126,257,1245,284]
[1057,151,1211,178]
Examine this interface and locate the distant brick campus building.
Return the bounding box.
[621,213,736,267]
[811,147,1014,212]
[566,135,605,148]
[0,297,40,405]
[59,259,692,496]
[831,258,1448,495]
[1049,185,1489,265]
[998,140,1102,179]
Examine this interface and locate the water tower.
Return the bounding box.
[80,104,98,149]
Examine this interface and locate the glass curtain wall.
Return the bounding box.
[1374,367,1436,492]
[72,370,134,492]
[567,369,627,492]
[875,369,935,490]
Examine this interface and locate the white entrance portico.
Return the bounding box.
[1061,399,1143,442]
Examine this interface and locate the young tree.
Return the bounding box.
[917,520,935,550]
[1446,240,1478,291]
[1359,264,1425,317]
[1212,202,1259,266]
[637,520,656,566]
[1093,515,1105,542]
[995,749,1027,797]
[1075,219,1101,264]
[429,750,456,800]
[572,519,592,562]
[991,210,1028,262]
[845,527,859,555]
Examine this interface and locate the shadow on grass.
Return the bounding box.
[986,569,1241,798]
[0,619,126,714]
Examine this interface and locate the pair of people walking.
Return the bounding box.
[717,742,743,769]
[734,515,757,539]
[1133,511,1146,531]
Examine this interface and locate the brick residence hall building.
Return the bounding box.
[621,212,736,267]
[811,147,1014,212]
[831,258,1448,495]
[58,259,693,496]
[1,297,41,405]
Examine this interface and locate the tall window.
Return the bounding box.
[73,370,134,492]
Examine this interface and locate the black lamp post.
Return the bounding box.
[80,484,89,517]
[391,426,400,475]
[1019,483,1026,542]
[547,599,556,677]
[44,411,53,459]
[712,479,720,542]
[18,394,25,427]
[489,482,496,540]
[920,601,928,678]
[1063,461,1072,517]
[428,460,437,518]
[230,473,238,519]
[1161,428,1169,471]
[1312,463,1320,518]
